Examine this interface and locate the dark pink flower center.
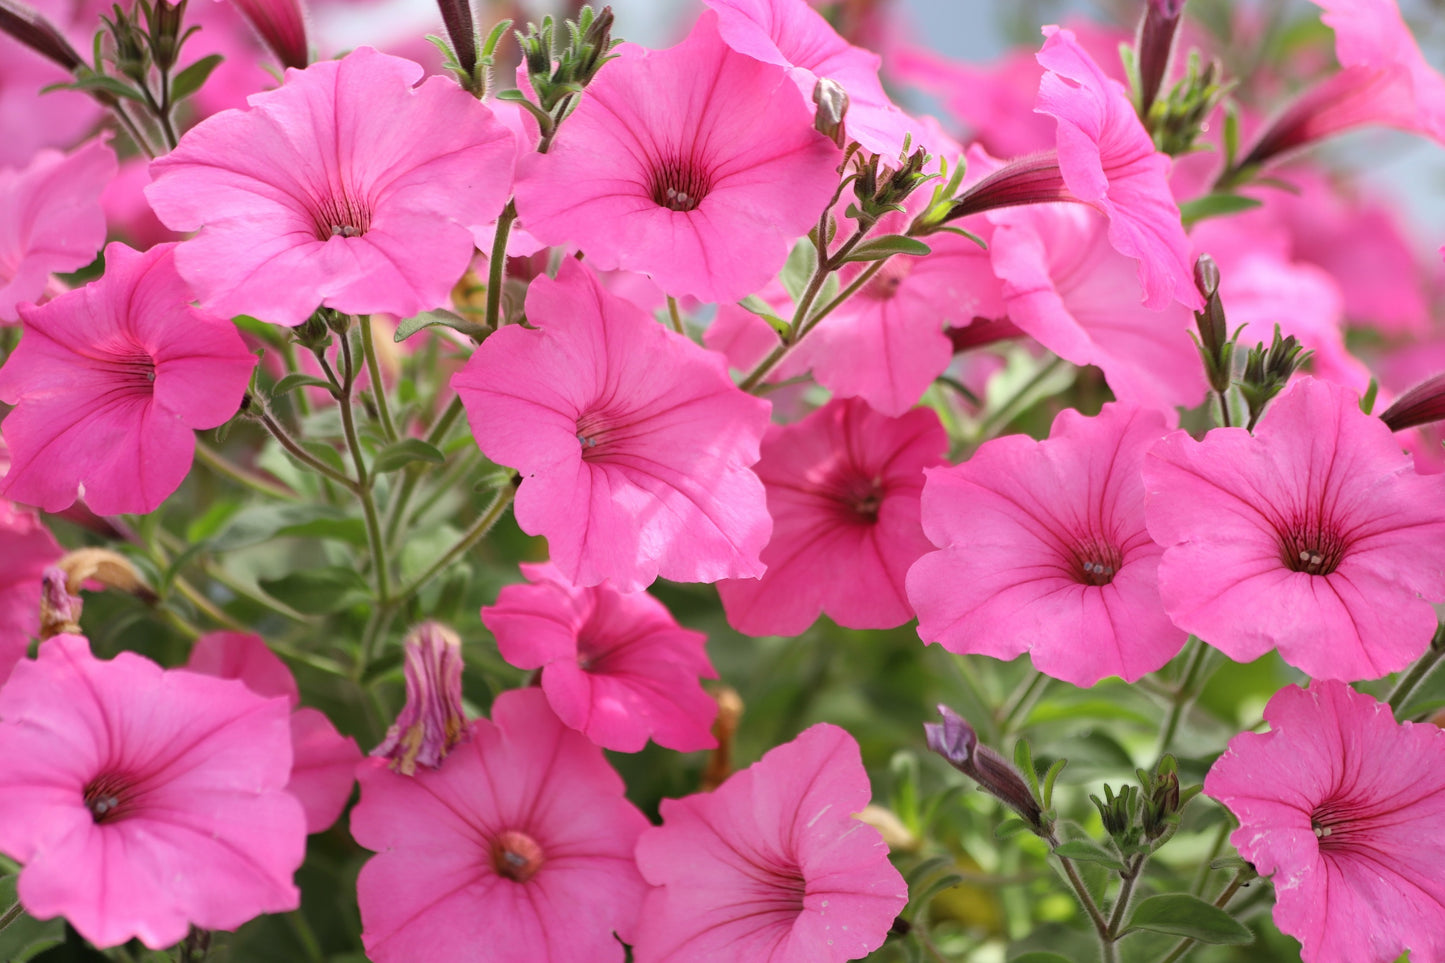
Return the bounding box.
[818,469,885,525]
[1069,538,1122,587]
[1279,523,1347,576]
[310,189,373,241]
[648,154,714,212]
[863,258,916,301]
[96,347,157,389]
[490,829,545,883]
[83,771,135,823]
[575,410,613,461]
[1310,793,1400,857]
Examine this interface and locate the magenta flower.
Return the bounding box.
[632,723,907,962]
[146,46,515,326]
[0,634,304,949]
[0,135,114,321]
[185,630,361,834]
[453,259,772,592]
[0,490,60,686]
[1037,25,1199,310]
[482,562,718,753]
[718,398,947,636]
[370,621,468,774]
[1144,377,1445,681]
[1204,680,1445,963]
[352,688,649,963]
[513,11,839,303]
[0,242,256,515]
[909,404,1186,687]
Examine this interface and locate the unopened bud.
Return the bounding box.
[925,705,1044,830]
[1190,253,1234,394]
[934,150,1073,228]
[1380,372,1445,432]
[812,78,848,148]
[145,0,188,72]
[1240,325,1310,428]
[1136,0,1185,118]
[0,0,85,71]
[104,3,152,83]
[434,0,477,81]
[371,622,468,775]
[230,0,309,71]
[1090,783,1136,840]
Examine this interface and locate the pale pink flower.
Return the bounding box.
[482,562,717,753]
[0,242,256,515]
[453,259,772,592]
[1204,680,1445,963]
[633,723,907,962]
[0,136,115,320]
[909,404,1186,687]
[718,398,947,636]
[352,688,649,963]
[146,46,515,326]
[186,630,361,834]
[513,11,839,303]
[0,634,304,949]
[1144,377,1445,680]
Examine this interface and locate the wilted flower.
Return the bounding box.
[371,621,467,775]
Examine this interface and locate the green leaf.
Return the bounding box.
[0,874,63,961]
[1052,839,1126,871]
[372,438,446,474]
[171,53,224,101]
[1041,757,1068,809]
[1360,377,1378,415]
[272,372,336,396]
[780,240,814,303]
[259,567,370,614]
[209,503,363,551]
[394,308,490,343]
[44,73,146,103]
[1179,192,1263,226]
[1125,893,1253,944]
[737,295,790,337]
[1010,954,1076,963]
[839,234,932,263]
[1014,738,1041,800]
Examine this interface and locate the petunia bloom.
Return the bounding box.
[910,403,1186,687]
[1144,377,1445,681]
[632,723,908,962]
[482,562,718,753]
[453,259,772,592]
[1204,680,1445,963]
[718,398,947,636]
[0,242,256,515]
[352,688,649,963]
[0,476,61,685]
[513,11,839,303]
[0,634,305,949]
[146,45,515,326]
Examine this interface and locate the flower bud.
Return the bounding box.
[230,0,309,71]
[0,0,85,71]
[1190,253,1234,394]
[1135,0,1185,118]
[1141,755,1182,840]
[1240,325,1311,429]
[812,78,849,149]
[103,3,152,83]
[144,0,188,72]
[1380,372,1445,432]
[434,0,477,83]
[371,622,468,775]
[932,151,1073,227]
[1090,783,1136,841]
[925,705,1044,831]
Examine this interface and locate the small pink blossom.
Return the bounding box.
[513,11,839,303]
[0,242,256,515]
[718,398,947,636]
[352,688,649,963]
[482,562,717,753]
[1204,680,1445,963]
[0,634,304,949]
[146,46,515,326]
[0,488,60,686]
[0,136,115,320]
[910,404,1186,687]
[453,259,772,592]
[633,723,907,962]
[1144,377,1445,680]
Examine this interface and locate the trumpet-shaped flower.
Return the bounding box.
[1204,680,1445,963]
[0,634,304,949]
[482,562,717,753]
[0,242,256,515]
[146,46,515,326]
[513,11,838,303]
[1144,377,1445,680]
[352,688,649,963]
[910,403,1185,686]
[453,259,771,592]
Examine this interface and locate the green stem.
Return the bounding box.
[111,98,158,158]
[337,331,392,605]
[382,395,467,544]
[359,315,398,443]
[1388,621,1445,713]
[1155,638,1211,762]
[286,911,325,963]
[796,258,885,340]
[1105,856,1148,941]
[998,670,1050,735]
[194,441,298,501]
[487,201,518,328]
[256,404,356,488]
[1190,819,1232,897]
[390,484,515,604]
[975,357,1066,441]
[666,295,685,334]
[172,575,248,632]
[1216,388,1233,428]
[0,899,24,934]
[1053,849,1112,945]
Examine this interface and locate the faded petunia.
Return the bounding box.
[352,688,649,963]
[910,403,1185,686]
[0,634,305,948]
[632,723,907,961]
[1144,377,1445,681]
[0,242,256,515]
[454,259,772,592]
[146,46,515,326]
[482,562,717,753]
[1204,680,1445,963]
[370,621,468,774]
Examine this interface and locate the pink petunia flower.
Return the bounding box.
[482,562,718,753]
[909,403,1186,687]
[0,135,115,321]
[1144,377,1445,681]
[632,723,908,962]
[453,259,772,592]
[0,479,61,685]
[718,398,947,636]
[513,11,839,303]
[1204,680,1445,963]
[186,630,361,834]
[0,242,256,515]
[351,687,649,963]
[145,46,515,326]
[0,634,305,949]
